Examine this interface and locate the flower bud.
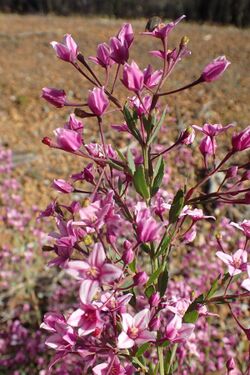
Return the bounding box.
[133,271,148,286]
[225,166,238,179]
[109,37,129,64]
[41,87,66,108]
[123,240,132,251]
[122,61,144,92]
[54,128,82,152]
[149,292,161,307]
[180,35,189,47]
[232,126,250,152]
[122,248,134,265]
[199,136,215,156]
[52,179,74,193]
[88,87,109,116]
[201,56,230,82]
[179,127,195,145]
[51,34,78,63]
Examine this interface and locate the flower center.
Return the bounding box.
[86,266,100,279]
[128,326,139,339]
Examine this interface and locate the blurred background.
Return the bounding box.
[0,0,250,27]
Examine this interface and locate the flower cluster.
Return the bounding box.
[40,17,249,374]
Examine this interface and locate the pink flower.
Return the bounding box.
[88,87,109,116]
[67,280,101,336]
[142,15,185,40]
[201,56,230,82]
[193,123,234,137]
[89,43,114,68]
[143,64,162,89]
[216,249,248,276]
[241,265,250,291]
[130,95,152,116]
[93,356,126,375]
[41,87,66,108]
[109,37,129,64]
[67,242,122,286]
[52,179,73,194]
[179,127,195,145]
[230,220,250,238]
[54,128,82,152]
[232,126,250,152]
[118,309,156,348]
[117,23,134,47]
[199,136,216,156]
[135,203,162,243]
[51,34,78,63]
[122,61,144,92]
[181,207,215,221]
[133,271,149,286]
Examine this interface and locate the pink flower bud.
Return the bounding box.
[109,37,129,64]
[201,56,230,82]
[143,64,162,89]
[54,128,82,152]
[122,61,144,92]
[122,248,134,265]
[225,166,238,179]
[133,271,148,286]
[65,114,84,133]
[149,292,160,307]
[41,87,66,108]
[123,240,132,251]
[226,357,236,371]
[51,34,78,63]
[199,136,215,156]
[117,23,134,47]
[179,127,195,145]
[52,179,74,193]
[241,170,250,181]
[89,43,114,68]
[88,87,109,116]
[232,126,250,152]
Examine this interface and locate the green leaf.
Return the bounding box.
[123,105,142,143]
[107,159,124,171]
[157,234,171,256]
[129,258,136,273]
[206,275,221,299]
[151,156,164,196]
[146,264,164,287]
[133,165,150,199]
[116,148,127,163]
[140,243,151,253]
[158,267,169,297]
[169,189,184,224]
[183,310,199,324]
[135,342,150,357]
[148,106,168,145]
[145,285,155,298]
[127,147,136,175]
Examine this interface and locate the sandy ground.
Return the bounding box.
[0,14,249,207]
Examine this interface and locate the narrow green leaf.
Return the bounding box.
[151,156,164,196]
[158,267,169,297]
[127,147,136,175]
[107,159,124,171]
[129,258,136,273]
[169,189,184,224]
[157,235,171,256]
[123,105,142,142]
[135,342,150,357]
[206,275,221,299]
[133,165,150,199]
[145,285,155,298]
[146,264,164,287]
[116,148,127,163]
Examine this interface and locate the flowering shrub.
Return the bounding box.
[40,16,250,374]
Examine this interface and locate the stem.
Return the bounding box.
[158,346,165,375]
[158,78,202,97]
[111,64,120,94]
[166,343,178,374]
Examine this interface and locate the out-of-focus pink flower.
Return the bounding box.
[241,265,250,291]
[67,242,122,286]
[143,64,162,89]
[181,207,215,222]
[98,292,132,313]
[71,163,94,184]
[183,225,197,243]
[118,309,156,348]
[54,128,82,152]
[225,166,238,179]
[216,249,248,276]
[88,87,109,116]
[200,56,230,82]
[199,136,216,156]
[89,43,114,68]
[142,15,185,40]
[133,271,149,286]
[130,95,152,116]
[135,203,162,243]
[230,220,250,238]
[41,87,66,108]
[52,179,74,193]
[232,126,250,152]
[122,247,134,265]
[51,34,78,63]
[122,61,144,92]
